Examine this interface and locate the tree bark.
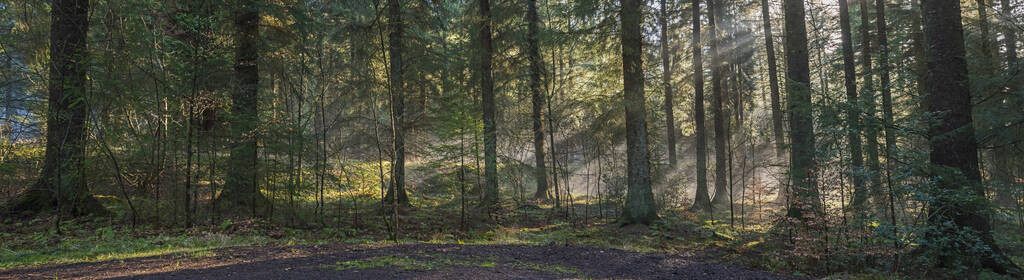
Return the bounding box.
[690,0,712,213]
[875,0,896,211]
[619,0,657,225]
[859,0,883,204]
[994,0,1019,207]
[526,0,549,200]
[708,0,730,209]
[838,0,866,210]
[7,0,105,216]
[977,0,994,65]
[222,0,265,211]
[759,0,785,159]
[660,0,677,168]
[782,0,819,220]
[384,0,409,206]
[479,0,499,207]
[921,1,1020,275]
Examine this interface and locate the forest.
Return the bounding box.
[0,0,1022,279]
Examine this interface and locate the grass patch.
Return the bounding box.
[321,254,583,276]
[0,232,267,270]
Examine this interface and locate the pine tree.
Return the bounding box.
[691,0,713,213]
[479,0,499,208]
[660,0,677,167]
[838,0,866,210]
[384,0,409,206]
[921,1,1020,275]
[8,0,105,215]
[619,0,657,225]
[222,0,265,212]
[526,0,549,201]
[782,0,820,220]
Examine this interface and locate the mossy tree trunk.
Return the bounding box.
[619,0,657,225]
[222,0,265,212]
[7,0,106,216]
[782,0,820,220]
[920,1,1020,275]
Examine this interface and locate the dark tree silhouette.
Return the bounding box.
[8,0,105,215]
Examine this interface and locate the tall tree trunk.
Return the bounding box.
[222,0,264,211]
[708,0,729,209]
[838,0,866,210]
[619,0,657,225]
[759,0,785,158]
[8,0,104,215]
[909,0,926,98]
[920,1,1020,275]
[660,0,677,167]
[782,0,819,220]
[527,0,549,200]
[691,0,712,213]
[479,0,499,207]
[875,0,896,212]
[977,0,994,65]
[1002,0,1018,68]
[384,0,409,205]
[995,0,1019,207]
[859,0,883,204]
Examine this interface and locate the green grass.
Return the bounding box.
[0,230,270,270]
[320,254,583,276]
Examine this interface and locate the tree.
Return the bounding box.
[479,0,499,208]
[7,0,105,215]
[782,0,819,219]
[690,0,713,213]
[222,0,264,212]
[759,0,785,158]
[994,0,1019,207]
[920,1,1021,275]
[526,0,549,200]
[837,0,866,210]
[874,0,896,222]
[384,0,409,206]
[976,0,994,65]
[1001,0,1017,69]
[619,0,657,225]
[660,0,677,167]
[858,0,883,203]
[708,0,730,209]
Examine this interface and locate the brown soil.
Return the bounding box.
[1,243,797,279]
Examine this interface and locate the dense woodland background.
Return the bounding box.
[1,0,1023,278]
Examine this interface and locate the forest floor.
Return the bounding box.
[0,243,795,279]
[0,203,809,280]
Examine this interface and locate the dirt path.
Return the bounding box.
[1,244,795,279]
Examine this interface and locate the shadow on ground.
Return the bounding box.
[1,244,796,279]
